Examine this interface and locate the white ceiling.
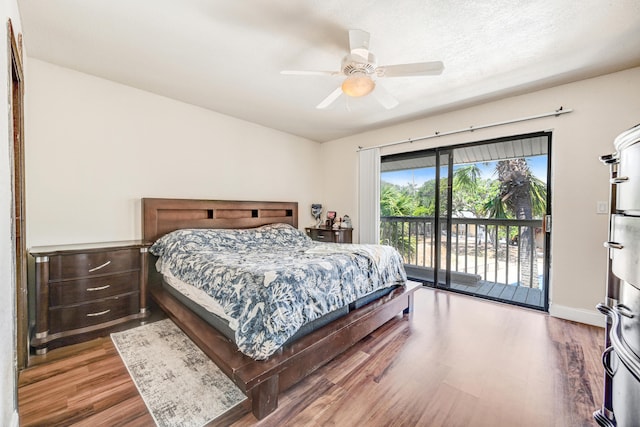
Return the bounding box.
[18,0,640,143]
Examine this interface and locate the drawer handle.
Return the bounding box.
[317,235,325,239]
[610,176,629,184]
[597,303,640,382]
[86,284,111,292]
[88,260,111,272]
[87,309,111,317]
[602,346,617,377]
[616,304,635,319]
[614,304,634,319]
[604,241,623,250]
[599,153,618,164]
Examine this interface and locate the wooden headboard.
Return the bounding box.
[142,198,298,242]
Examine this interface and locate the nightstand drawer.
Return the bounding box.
[306,227,353,243]
[49,271,140,307]
[48,293,140,333]
[49,248,140,280]
[308,228,331,241]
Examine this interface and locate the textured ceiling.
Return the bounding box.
[18,0,640,142]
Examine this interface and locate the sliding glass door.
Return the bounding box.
[380,132,551,311]
[380,148,454,287]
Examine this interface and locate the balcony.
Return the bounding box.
[381,216,546,310]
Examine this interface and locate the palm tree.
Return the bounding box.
[489,158,545,288]
[452,159,546,288]
[453,164,481,191]
[486,159,546,219]
[451,164,482,216]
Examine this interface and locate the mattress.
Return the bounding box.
[162,274,400,346]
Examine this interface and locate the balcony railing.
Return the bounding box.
[381,216,545,289]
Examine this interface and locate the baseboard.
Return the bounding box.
[549,304,606,328]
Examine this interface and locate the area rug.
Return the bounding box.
[111,318,247,427]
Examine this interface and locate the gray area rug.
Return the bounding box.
[111,318,247,427]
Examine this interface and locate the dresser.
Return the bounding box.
[595,123,640,426]
[29,241,150,354]
[305,226,353,243]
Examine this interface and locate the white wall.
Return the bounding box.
[320,67,640,326]
[1,2,22,426]
[25,59,322,246]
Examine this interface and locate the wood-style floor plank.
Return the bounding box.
[18,338,154,427]
[18,288,604,426]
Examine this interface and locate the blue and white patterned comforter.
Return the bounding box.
[150,223,407,360]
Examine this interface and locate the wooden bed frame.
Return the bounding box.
[142,197,419,420]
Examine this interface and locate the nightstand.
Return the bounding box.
[29,240,150,354]
[305,227,353,243]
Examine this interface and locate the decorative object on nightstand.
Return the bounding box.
[326,211,336,228]
[305,226,353,243]
[311,203,323,227]
[333,217,341,229]
[342,215,352,228]
[29,240,150,354]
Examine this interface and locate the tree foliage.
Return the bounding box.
[381,158,547,220]
[380,183,416,216]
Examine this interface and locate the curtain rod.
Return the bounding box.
[357,106,572,151]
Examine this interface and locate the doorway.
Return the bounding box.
[380,132,551,311]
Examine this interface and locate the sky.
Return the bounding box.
[381,155,548,187]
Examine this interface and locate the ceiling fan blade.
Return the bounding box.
[281,70,342,76]
[348,29,370,60]
[373,84,399,110]
[316,87,343,109]
[377,61,444,78]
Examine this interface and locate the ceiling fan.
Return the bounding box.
[281,29,444,110]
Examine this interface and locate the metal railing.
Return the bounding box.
[381,216,545,289]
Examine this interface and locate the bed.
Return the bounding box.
[142,198,420,419]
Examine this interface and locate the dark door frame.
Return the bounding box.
[433,149,454,288]
[381,131,552,311]
[8,18,28,370]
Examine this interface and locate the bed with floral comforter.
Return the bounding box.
[149,223,407,360]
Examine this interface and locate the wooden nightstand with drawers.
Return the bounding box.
[29,241,150,354]
[305,226,353,243]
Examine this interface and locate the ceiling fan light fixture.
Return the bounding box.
[341,73,375,97]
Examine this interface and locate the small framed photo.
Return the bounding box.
[327,211,336,220]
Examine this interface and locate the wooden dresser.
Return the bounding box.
[305,226,353,243]
[29,241,150,354]
[595,123,640,426]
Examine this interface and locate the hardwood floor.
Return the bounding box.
[18,288,605,426]
[18,338,154,426]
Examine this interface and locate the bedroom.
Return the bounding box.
[2,1,640,426]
